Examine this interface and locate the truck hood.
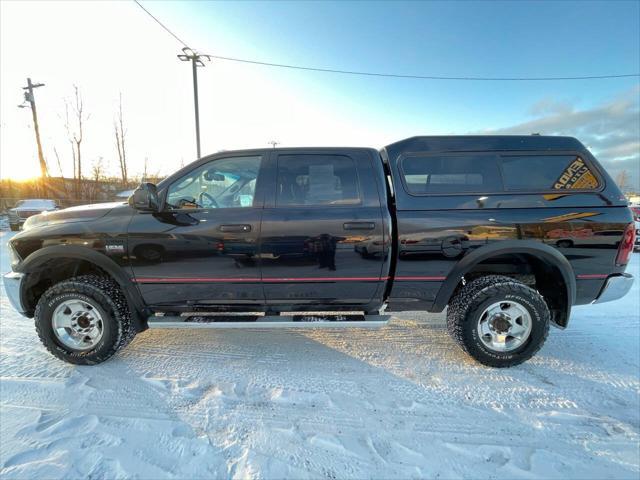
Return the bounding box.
[22,202,126,230]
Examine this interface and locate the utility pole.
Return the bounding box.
[268,140,280,149]
[178,48,211,159]
[19,78,48,192]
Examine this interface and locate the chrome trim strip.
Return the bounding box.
[148,314,390,329]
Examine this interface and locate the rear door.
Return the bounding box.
[259,149,386,307]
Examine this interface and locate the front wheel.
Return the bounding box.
[446,275,550,368]
[34,275,136,365]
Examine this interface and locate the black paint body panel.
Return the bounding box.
[9,136,633,321]
[259,149,388,308]
[381,136,631,313]
[127,208,264,306]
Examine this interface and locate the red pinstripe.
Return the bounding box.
[132,274,606,283]
[132,275,449,284]
[134,276,391,284]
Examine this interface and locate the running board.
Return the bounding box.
[147,314,390,329]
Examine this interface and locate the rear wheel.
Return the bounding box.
[35,275,135,365]
[446,275,550,367]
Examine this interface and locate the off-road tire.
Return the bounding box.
[446,275,550,368]
[35,275,135,365]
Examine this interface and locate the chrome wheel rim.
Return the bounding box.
[52,299,104,351]
[477,300,532,352]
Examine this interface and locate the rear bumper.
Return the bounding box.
[592,273,634,304]
[3,271,28,316]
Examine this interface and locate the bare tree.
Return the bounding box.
[64,85,88,199]
[616,170,629,192]
[62,102,77,183]
[89,157,105,202]
[91,156,104,181]
[114,93,128,185]
[53,146,69,198]
[52,146,64,177]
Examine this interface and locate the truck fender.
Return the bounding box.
[432,240,576,322]
[16,245,147,320]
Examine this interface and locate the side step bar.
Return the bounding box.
[147,314,390,329]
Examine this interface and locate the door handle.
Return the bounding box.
[219,224,252,233]
[343,222,375,230]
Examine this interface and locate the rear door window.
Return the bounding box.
[501,155,600,191]
[276,154,361,206]
[401,154,502,194]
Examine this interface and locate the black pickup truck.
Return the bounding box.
[4,136,636,367]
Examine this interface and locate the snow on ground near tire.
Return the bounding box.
[0,230,638,479]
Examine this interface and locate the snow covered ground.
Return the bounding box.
[0,229,638,479]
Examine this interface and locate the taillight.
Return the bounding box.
[616,223,636,266]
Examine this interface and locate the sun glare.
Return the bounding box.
[0,159,42,182]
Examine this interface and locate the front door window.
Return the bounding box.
[166,155,262,210]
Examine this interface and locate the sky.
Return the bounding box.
[0,0,638,190]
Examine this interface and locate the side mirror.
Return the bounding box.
[129,183,159,212]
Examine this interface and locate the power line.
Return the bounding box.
[133,0,639,81]
[133,2,210,157]
[133,0,190,49]
[200,54,640,81]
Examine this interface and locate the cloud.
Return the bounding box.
[482,86,640,191]
[528,98,574,117]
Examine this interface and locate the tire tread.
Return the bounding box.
[446,275,550,368]
[34,274,134,365]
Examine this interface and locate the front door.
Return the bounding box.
[259,150,386,307]
[127,153,267,308]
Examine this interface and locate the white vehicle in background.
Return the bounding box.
[7,199,59,231]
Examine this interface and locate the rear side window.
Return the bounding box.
[401,154,502,194]
[501,155,600,191]
[276,154,360,206]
